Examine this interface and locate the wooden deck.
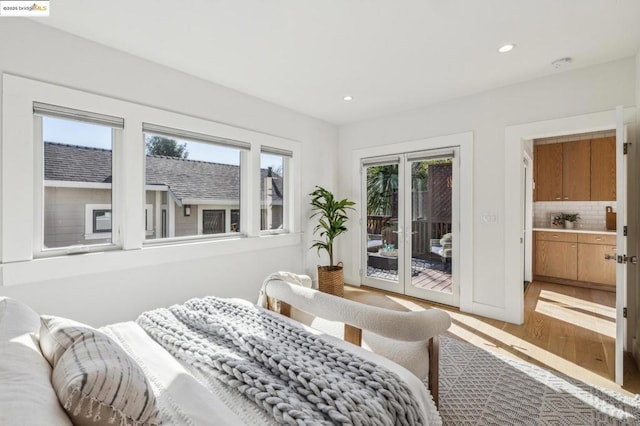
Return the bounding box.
[411,261,452,293]
[367,256,452,294]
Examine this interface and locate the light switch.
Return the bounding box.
[481,212,498,224]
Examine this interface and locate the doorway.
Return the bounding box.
[505,107,636,385]
[361,148,460,307]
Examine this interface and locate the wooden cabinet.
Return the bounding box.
[535,232,577,280]
[534,143,563,201]
[590,137,616,201]
[577,233,616,286]
[578,243,616,286]
[534,137,615,202]
[534,231,616,288]
[562,140,590,201]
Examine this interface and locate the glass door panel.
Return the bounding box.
[362,149,459,307]
[405,156,455,303]
[363,162,402,292]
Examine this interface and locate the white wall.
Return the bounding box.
[635,50,640,365]
[338,57,637,322]
[0,19,337,325]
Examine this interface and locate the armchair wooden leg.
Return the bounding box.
[428,336,440,408]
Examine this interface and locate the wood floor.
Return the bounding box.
[344,280,640,396]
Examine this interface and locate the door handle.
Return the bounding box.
[614,255,638,264]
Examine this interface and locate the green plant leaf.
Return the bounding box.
[309,186,355,268]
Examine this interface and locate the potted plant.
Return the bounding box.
[563,213,580,229]
[309,186,355,296]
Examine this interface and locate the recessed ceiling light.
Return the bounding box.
[343,95,353,101]
[551,57,572,69]
[497,44,515,53]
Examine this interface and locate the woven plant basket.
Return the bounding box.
[317,262,344,297]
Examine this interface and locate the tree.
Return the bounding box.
[366,159,453,216]
[367,165,398,216]
[145,136,188,159]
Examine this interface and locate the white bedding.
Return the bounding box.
[102,298,441,425]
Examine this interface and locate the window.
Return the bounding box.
[93,210,112,232]
[143,123,249,241]
[141,204,155,235]
[230,209,240,232]
[3,76,303,275]
[203,210,225,234]
[36,103,123,251]
[260,148,290,232]
[84,205,113,238]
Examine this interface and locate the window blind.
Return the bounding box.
[33,102,124,129]
[361,155,400,167]
[143,123,250,150]
[261,146,293,158]
[406,148,455,162]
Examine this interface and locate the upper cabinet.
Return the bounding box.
[534,137,616,202]
[562,140,591,201]
[534,143,563,201]
[590,136,616,201]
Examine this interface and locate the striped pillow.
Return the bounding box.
[39,315,95,367]
[40,316,160,426]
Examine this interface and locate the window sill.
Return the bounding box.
[0,232,302,287]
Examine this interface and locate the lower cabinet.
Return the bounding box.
[577,233,616,286]
[535,240,577,280]
[534,231,616,287]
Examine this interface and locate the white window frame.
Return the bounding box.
[260,148,292,235]
[33,115,123,257]
[143,123,250,245]
[1,75,302,286]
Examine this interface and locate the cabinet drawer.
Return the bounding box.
[577,233,616,245]
[535,231,577,243]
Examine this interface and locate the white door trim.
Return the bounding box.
[504,108,636,326]
[350,131,473,310]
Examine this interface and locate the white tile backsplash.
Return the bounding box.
[533,201,616,229]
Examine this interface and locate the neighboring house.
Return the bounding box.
[43,142,282,248]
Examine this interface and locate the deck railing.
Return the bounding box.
[371,217,451,257]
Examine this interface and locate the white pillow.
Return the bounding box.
[40,316,161,426]
[440,233,452,245]
[0,298,72,425]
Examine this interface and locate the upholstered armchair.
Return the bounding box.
[430,233,452,263]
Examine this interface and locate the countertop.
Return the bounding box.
[532,227,616,235]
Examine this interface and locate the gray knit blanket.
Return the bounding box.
[137,296,425,425]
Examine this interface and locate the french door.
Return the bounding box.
[362,148,460,306]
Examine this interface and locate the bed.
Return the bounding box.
[0,273,451,425]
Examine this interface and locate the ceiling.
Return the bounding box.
[37,0,640,125]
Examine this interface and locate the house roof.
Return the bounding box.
[44,142,282,204]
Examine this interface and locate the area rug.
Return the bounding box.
[438,335,640,425]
